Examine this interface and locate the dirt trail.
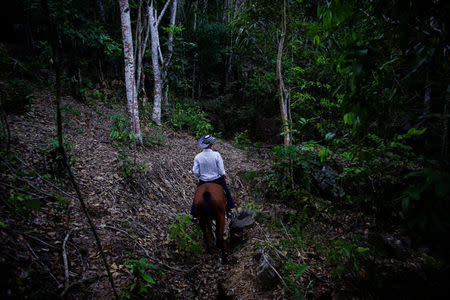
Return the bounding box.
[2,90,274,299]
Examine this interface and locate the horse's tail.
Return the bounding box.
[202,191,212,216]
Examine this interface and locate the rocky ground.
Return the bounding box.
[1,88,448,299]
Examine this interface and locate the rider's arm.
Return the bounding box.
[216,152,226,177]
[192,156,200,177]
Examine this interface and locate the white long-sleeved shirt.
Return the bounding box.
[192,149,226,181]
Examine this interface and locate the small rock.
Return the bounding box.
[229,209,256,248]
[254,249,279,290]
[313,165,345,199]
[230,209,256,230]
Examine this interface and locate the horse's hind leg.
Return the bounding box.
[216,216,227,264]
[200,218,212,253]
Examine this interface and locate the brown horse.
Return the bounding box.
[193,183,227,263]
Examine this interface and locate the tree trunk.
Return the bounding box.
[119,0,143,144]
[167,0,178,58]
[96,0,106,23]
[149,1,163,125]
[136,0,150,99]
[276,0,290,145]
[162,0,178,106]
[148,0,172,126]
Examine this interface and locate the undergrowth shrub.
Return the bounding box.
[109,113,137,144]
[61,103,81,116]
[337,129,445,223]
[169,101,213,137]
[119,258,157,299]
[0,79,33,114]
[264,144,321,202]
[143,124,166,148]
[43,135,76,175]
[324,237,370,279]
[7,189,42,217]
[233,130,251,150]
[253,213,309,299]
[117,150,148,178]
[169,214,202,255]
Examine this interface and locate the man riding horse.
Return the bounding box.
[191,134,236,221]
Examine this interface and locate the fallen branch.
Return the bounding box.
[261,249,287,288]
[104,225,137,238]
[14,230,58,250]
[62,229,74,294]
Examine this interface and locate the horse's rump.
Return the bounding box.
[194,183,225,217]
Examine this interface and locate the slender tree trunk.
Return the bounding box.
[192,54,196,99]
[149,1,163,125]
[148,0,172,125]
[162,0,178,106]
[167,0,178,59]
[192,0,198,99]
[96,0,106,23]
[442,85,449,158]
[119,0,143,143]
[136,0,150,98]
[276,0,290,145]
[193,0,198,31]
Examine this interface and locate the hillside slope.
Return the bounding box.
[0,88,276,299]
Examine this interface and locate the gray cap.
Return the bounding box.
[198,134,216,148]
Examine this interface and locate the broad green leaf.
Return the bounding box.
[295,264,309,278]
[343,113,356,125]
[142,273,155,284]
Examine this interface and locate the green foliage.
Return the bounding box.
[244,200,263,213]
[282,258,309,299]
[55,193,69,212]
[161,24,185,35]
[325,237,370,279]
[264,144,320,201]
[169,102,214,137]
[117,151,148,179]
[119,258,157,299]
[337,128,431,215]
[233,130,251,150]
[0,79,33,114]
[317,147,330,162]
[169,214,202,255]
[143,128,166,148]
[45,135,76,174]
[109,113,137,144]
[263,209,310,298]
[7,189,41,217]
[61,103,81,116]
[91,89,115,103]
